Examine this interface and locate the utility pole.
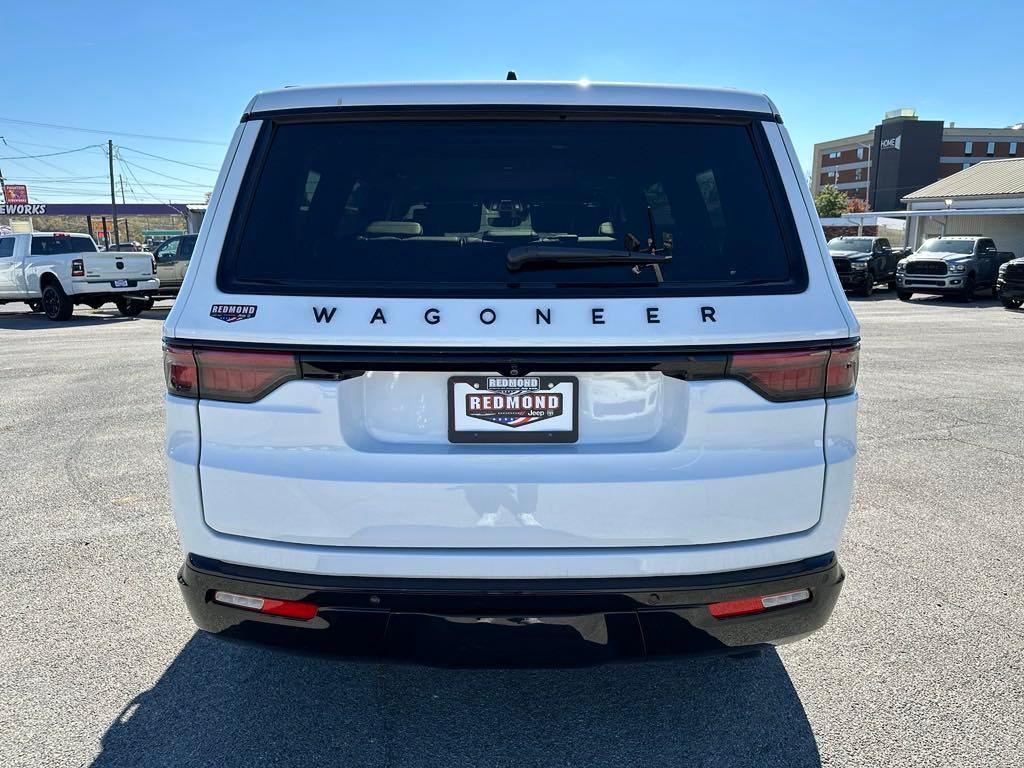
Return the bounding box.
[107,139,120,246]
[119,175,126,205]
[0,135,6,203]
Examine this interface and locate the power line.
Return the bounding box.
[118,156,209,186]
[0,116,227,146]
[0,143,102,160]
[1,139,84,177]
[119,145,219,172]
[119,154,169,204]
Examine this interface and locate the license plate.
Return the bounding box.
[113,279,129,288]
[448,375,578,444]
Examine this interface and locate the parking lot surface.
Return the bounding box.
[1,295,1021,768]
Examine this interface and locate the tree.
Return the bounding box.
[846,196,870,213]
[814,185,849,218]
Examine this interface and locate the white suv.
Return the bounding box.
[164,81,859,664]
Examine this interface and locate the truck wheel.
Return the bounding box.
[115,297,148,317]
[28,300,43,313]
[897,291,913,301]
[41,283,74,321]
[858,273,875,297]
[959,275,976,302]
[1001,296,1023,309]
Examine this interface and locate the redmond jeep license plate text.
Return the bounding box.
[448,376,579,443]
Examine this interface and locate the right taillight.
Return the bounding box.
[825,342,859,397]
[163,345,299,403]
[727,343,859,402]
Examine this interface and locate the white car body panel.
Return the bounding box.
[164,82,859,581]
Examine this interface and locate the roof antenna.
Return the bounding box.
[506,70,518,81]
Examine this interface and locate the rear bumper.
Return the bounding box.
[71,278,159,297]
[178,552,844,666]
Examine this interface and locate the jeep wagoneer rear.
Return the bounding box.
[164,82,858,664]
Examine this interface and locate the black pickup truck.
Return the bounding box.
[827,236,909,297]
[996,256,1024,309]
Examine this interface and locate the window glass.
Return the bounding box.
[919,239,974,254]
[220,118,802,296]
[179,236,197,259]
[0,237,14,258]
[157,239,180,260]
[30,235,97,255]
[828,238,873,253]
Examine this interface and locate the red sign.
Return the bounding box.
[3,184,28,204]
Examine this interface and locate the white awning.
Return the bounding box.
[837,207,1024,219]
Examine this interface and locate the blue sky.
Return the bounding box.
[3,0,1023,203]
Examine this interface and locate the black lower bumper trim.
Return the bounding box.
[179,553,844,667]
[998,281,1024,300]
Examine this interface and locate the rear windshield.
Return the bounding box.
[31,235,97,255]
[220,116,804,297]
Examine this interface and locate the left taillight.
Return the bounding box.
[71,258,85,277]
[163,345,198,398]
[163,345,299,403]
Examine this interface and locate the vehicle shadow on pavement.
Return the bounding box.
[88,632,820,768]
[0,308,169,330]
[894,295,1003,309]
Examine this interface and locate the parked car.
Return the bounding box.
[827,236,909,296]
[164,81,859,664]
[896,236,1015,301]
[104,241,146,252]
[152,234,196,298]
[996,256,1024,309]
[0,232,158,320]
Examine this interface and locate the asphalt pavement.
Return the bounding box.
[0,294,1021,767]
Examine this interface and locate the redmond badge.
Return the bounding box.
[467,377,564,428]
[210,304,257,323]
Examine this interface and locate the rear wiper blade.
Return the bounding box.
[506,246,672,272]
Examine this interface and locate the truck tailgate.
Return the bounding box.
[83,252,153,280]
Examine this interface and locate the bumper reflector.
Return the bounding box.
[708,588,811,618]
[213,590,318,620]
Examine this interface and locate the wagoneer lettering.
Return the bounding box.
[164,80,859,665]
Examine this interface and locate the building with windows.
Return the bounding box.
[811,109,1024,211]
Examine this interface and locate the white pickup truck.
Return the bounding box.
[0,232,159,320]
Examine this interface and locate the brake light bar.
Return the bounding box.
[163,341,858,404]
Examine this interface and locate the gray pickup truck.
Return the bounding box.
[896,236,1016,302]
[827,236,910,297]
